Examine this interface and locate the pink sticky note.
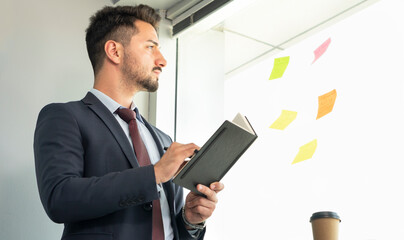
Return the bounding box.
[312,38,331,64]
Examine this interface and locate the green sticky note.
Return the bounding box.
[269,56,290,80]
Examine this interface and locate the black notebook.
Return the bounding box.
[172,113,258,194]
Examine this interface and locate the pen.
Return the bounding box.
[163,147,199,157]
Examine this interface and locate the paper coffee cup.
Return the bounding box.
[310,211,341,240]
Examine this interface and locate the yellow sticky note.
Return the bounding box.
[316,89,337,120]
[269,56,290,80]
[269,110,297,130]
[292,139,317,164]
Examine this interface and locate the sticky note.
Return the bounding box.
[269,56,290,80]
[269,110,297,130]
[312,38,331,64]
[316,89,337,120]
[292,139,317,164]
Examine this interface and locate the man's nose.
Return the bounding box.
[155,50,167,68]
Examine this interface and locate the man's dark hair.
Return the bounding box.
[85,5,161,75]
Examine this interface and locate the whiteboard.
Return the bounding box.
[218,1,404,239]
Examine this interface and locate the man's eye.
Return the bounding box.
[148,45,154,49]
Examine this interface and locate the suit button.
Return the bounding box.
[143,202,152,211]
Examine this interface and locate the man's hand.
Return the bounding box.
[183,182,224,227]
[154,142,199,184]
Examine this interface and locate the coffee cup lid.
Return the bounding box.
[310,211,341,222]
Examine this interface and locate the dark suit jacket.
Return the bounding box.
[34,92,205,240]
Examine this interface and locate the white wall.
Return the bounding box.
[0,0,217,239]
[0,1,150,239]
[219,0,404,239]
[0,0,215,238]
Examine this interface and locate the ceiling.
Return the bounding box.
[219,0,379,75]
[115,0,379,75]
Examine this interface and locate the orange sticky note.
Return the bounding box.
[292,139,317,164]
[312,38,331,64]
[316,89,337,120]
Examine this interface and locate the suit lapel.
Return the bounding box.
[81,92,139,168]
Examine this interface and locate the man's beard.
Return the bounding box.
[136,72,159,92]
[121,53,159,92]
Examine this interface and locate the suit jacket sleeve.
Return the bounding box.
[34,103,159,223]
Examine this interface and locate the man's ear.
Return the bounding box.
[104,40,123,64]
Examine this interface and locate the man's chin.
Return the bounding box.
[137,77,159,92]
[145,83,158,92]
[147,87,158,93]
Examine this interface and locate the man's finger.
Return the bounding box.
[197,184,217,202]
[175,143,200,159]
[210,182,224,193]
[187,204,215,220]
[186,195,215,209]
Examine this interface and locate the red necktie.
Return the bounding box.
[116,108,165,240]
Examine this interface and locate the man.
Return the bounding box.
[34,4,223,240]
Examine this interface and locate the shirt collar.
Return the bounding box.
[90,89,145,124]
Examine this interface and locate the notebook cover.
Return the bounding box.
[173,120,257,194]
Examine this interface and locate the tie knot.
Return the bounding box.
[116,108,137,124]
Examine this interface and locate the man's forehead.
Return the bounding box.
[133,20,159,43]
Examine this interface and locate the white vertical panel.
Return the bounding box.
[154,11,178,137]
[176,30,225,146]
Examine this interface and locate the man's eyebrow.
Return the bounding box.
[147,40,159,47]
